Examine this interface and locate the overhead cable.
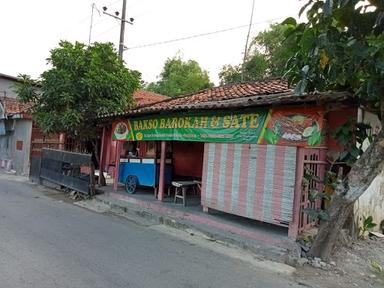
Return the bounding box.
[125,17,283,50]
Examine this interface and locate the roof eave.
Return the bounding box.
[97,91,354,123]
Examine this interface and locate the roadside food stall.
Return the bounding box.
[97,79,356,240]
[109,104,328,237]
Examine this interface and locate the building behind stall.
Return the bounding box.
[0,73,64,176]
[0,73,37,175]
[0,73,20,99]
[0,96,34,175]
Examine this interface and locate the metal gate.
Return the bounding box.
[39,148,95,195]
[297,148,327,235]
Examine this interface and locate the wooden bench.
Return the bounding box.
[173,180,201,206]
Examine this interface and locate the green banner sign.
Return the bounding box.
[112,110,269,143]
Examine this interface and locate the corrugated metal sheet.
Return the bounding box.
[201,143,297,226]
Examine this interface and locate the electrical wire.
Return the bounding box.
[106,0,122,8]
[125,17,283,50]
[92,23,120,39]
[72,0,119,27]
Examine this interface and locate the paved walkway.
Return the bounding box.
[93,186,299,262]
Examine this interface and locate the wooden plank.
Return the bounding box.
[89,163,95,196]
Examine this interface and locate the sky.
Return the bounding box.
[0,0,304,85]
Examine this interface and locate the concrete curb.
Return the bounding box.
[92,193,300,266]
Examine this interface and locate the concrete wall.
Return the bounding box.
[354,109,383,232]
[354,170,384,232]
[0,119,32,175]
[358,109,382,152]
[0,77,18,98]
[0,124,12,159]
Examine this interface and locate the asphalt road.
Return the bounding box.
[0,174,301,288]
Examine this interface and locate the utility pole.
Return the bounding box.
[118,0,127,59]
[102,0,133,60]
[88,3,101,45]
[241,0,256,82]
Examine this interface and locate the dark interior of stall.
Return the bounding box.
[172,141,204,181]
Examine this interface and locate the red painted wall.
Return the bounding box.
[172,141,204,178]
[327,108,357,151]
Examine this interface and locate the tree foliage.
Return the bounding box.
[218,23,296,85]
[16,41,141,138]
[285,0,384,101]
[218,53,268,84]
[147,55,213,97]
[285,0,384,260]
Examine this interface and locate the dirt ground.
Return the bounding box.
[294,236,384,288]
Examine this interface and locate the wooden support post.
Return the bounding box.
[58,133,66,150]
[90,162,96,196]
[98,126,106,186]
[104,129,112,176]
[158,140,166,201]
[288,148,305,239]
[113,141,122,191]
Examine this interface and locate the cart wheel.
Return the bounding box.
[125,175,138,194]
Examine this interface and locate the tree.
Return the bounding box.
[218,53,268,84]
[285,0,384,260]
[250,23,297,78]
[147,56,213,97]
[16,41,141,182]
[218,23,296,85]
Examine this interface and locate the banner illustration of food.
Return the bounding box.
[262,108,324,147]
[112,120,134,141]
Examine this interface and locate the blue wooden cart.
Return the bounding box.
[118,158,172,194]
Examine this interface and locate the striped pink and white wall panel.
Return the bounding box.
[201,143,297,226]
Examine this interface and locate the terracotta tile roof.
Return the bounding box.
[133,90,169,107]
[100,79,292,118]
[98,79,354,120]
[145,78,290,110]
[0,90,168,118]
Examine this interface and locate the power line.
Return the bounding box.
[125,17,282,50]
[92,23,120,39]
[74,0,121,27]
[108,0,122,7]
